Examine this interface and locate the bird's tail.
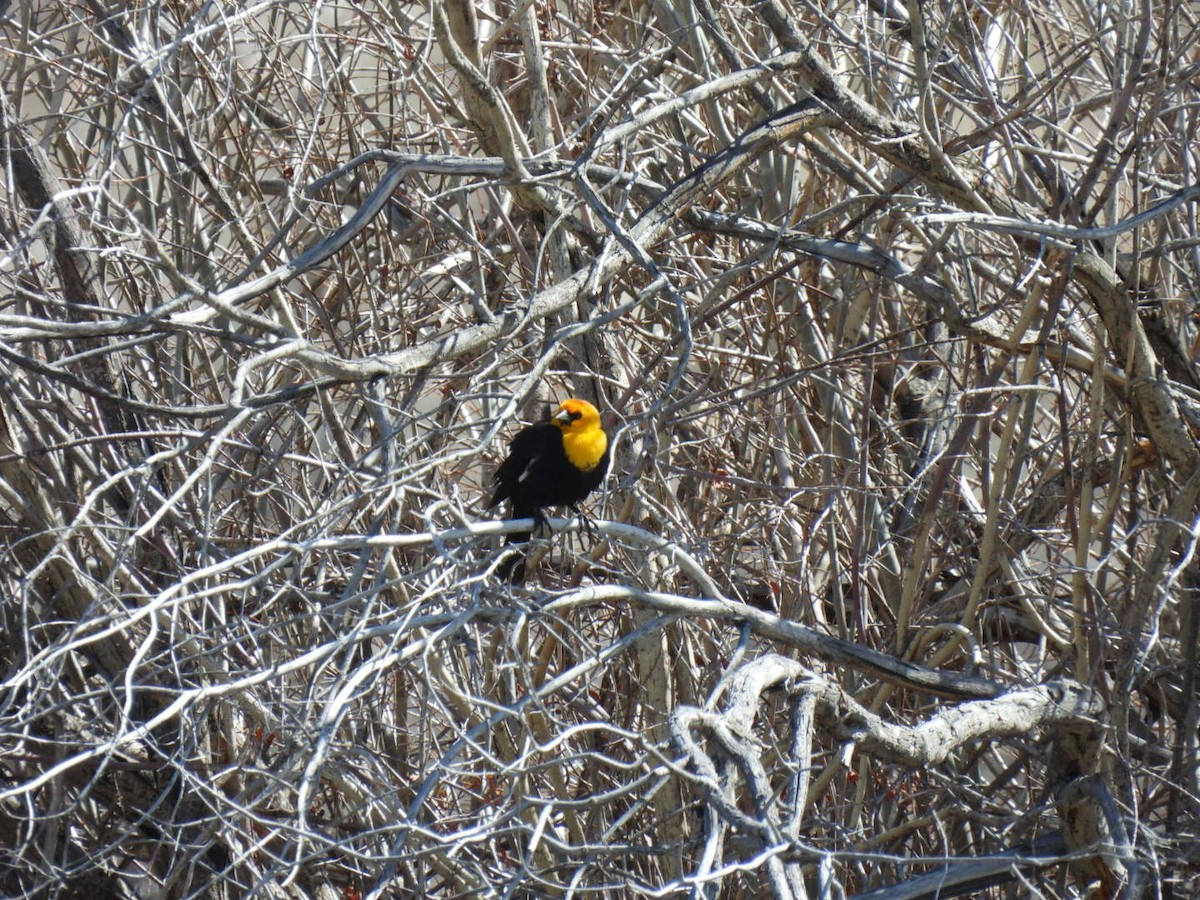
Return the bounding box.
[496,545,527,583]
[496,510,534,583]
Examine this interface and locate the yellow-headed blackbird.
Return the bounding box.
[489,398,610,581]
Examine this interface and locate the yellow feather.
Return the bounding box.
[554,399,607,471]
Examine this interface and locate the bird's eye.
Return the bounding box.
[569,411,581,421]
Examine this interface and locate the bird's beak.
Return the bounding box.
[552,407,572,424]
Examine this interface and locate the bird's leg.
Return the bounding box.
[571,504,597,540]
[531,510,552,539]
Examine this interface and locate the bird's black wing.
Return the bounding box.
[488,422,559,515]
[490,421,562,582]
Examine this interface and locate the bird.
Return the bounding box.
[488,398,610,582]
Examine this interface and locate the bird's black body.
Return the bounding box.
[488,401,610,581]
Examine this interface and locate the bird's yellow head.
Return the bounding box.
[551,398,608,471]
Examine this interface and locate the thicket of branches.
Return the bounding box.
[1,0,1198,897]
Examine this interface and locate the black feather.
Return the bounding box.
[488,419,609,582]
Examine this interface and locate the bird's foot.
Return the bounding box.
[572,506,598,540]
[531,510,553,539]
